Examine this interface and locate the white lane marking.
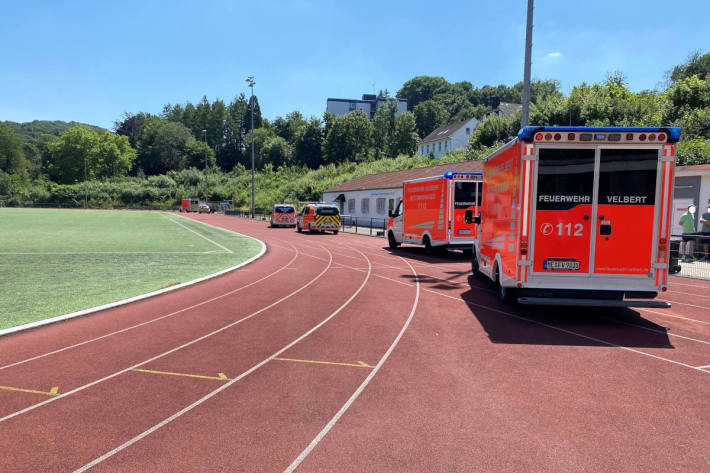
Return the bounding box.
[73,249,372,472]
[599,316,710,346]
[696,364,710,369]
[663,290,710,300]
[284,255,420,473]
[0,246,334,424]
[667,280,710,290]
[639,308,710,326]
[162,214,232,253]
[0,242,299,372]
[657,299,710,311]
[294,250,710,376]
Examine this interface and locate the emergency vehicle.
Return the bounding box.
[180,198,199,212]
[296,202,341,234]
[387,172,483,253]
[469,126,680,307]
[270,204,296,227]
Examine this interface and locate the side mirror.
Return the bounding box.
[388,210,393,218]
[464,209,473,224]
[473,214,481,225]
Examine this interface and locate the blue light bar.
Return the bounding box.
[518,126,681,143]
[444,171,483,179]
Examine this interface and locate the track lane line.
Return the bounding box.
[0,245,334,424]
[283,254,420,473]
[72,248,373,472]
[294,248,710,376]
[0,240,301,372]
[161,214,233,253]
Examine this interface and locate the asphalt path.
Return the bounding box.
[0,213,708,472]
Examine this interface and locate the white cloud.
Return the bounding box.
[547,52,563,58]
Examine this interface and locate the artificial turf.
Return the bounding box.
[0,208,263,330]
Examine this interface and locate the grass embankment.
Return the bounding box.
[0,208,262,330]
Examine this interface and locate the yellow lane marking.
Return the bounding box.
[132,369,229,381]
[0,385,59,396]
[274,357,373,369]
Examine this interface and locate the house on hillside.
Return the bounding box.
[322,160,483,220]
[484,102,522,120]
[417,117,478,159]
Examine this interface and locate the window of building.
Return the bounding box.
[444,141,448,149]
[361,198,370,215]
[376,198,386,215]
[439,142,442,152]
[388,198,395,212]
[466,127,470,134]
[348,199,355,214]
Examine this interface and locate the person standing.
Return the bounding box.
[700,204,710,260]
[679,205,697,262]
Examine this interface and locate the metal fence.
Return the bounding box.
[223,211,387,238]
[670,235,710,281]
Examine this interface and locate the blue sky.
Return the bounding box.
[2,0,708,129]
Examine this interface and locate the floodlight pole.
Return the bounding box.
[521,0,534,128]
[246,76,256,218]
[202,129,208,202]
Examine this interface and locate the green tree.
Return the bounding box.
[372,100,398,157]
[322,110,373,163]
[263,136,293,168]
[94,131,136,179]
[413,100,448,137]
[0,124,28,176]
[185,140,216,169]
[668,50,710,84]
[391,111,419,157]
[135,119,195,174]
[397,76,451,110]
[47,125,99,183]
[294,117,324,169]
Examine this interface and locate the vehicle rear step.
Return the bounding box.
[517,297,670,308]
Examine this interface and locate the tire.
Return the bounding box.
[423,235,433,255]
[297,222,302,233]
[333,230,339,235]
[471,250,482,278]
[388,231,399,249]
[495,265,516,304]
[462,249,473,258]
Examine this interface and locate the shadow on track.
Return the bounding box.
[458,277,673,349]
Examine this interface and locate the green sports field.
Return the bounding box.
[0,208,263,330]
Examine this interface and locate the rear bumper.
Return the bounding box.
[517,297,670,308]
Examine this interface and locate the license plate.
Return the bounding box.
[457,229,472,235]
[544,259,580,271]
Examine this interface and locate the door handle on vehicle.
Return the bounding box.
[598,215,605,220]
[584,215,590,220]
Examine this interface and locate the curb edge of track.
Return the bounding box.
[0,213,267,339]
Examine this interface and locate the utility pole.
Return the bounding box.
[521,0,534,128]
[246,76,256,218]
[202,129,208,203]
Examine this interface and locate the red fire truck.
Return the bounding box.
[469,126,680,307]
[387,172,483,254]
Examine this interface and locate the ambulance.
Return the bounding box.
[180,198,199,212]
[387,172,483,253]
[469,126,680,307]
[270,204,296,227]
[296,202,341,234]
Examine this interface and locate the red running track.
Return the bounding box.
[1,213,709,472]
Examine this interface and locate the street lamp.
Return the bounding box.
[83,156,88,209]
[246,76,255,218]
[202,129,208,203]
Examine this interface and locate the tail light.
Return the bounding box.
[520,237,528,256]
[659,237,667,251]
[639,133,647,141]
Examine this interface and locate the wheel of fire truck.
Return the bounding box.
[333,230,339,235]
[388,231,399,249]
[423,235,433,255]
[462,249,472,258]
[471,250,482,278]
[494,264,516,303]
[296,222,302,233]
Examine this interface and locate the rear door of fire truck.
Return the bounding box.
[527,130,673,291]
[448,172,483,246]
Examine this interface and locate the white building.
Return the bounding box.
[417,117,478,159]
[326,94,407,120]
[672,164,710,236]
[322,161,483,221]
